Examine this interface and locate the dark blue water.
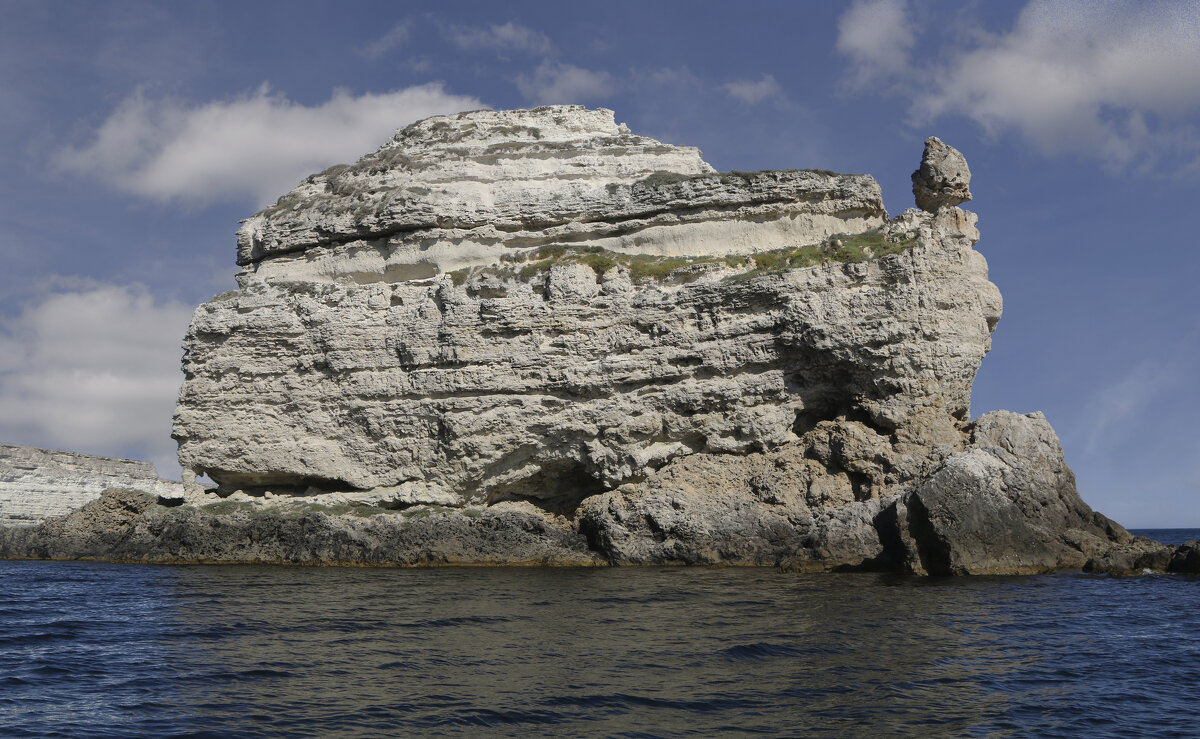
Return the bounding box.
[0,530,1197,738]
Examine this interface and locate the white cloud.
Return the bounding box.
[54,83,486,206]
[361,21,412,60]
[837,0,1200,170]
[722,74,783,105]
[445,21,554,56]
[0,282,195,479]
[515,62,615,105]
[1082,359,1176,454]
[836,0,915,86]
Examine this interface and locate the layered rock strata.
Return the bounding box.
[174,108,982,502]
[234,107,885,284]
[0,443,181,526]
[1,106,1179,574]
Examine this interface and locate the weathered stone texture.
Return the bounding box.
[912,137,972,213]
[0,444,180,526]
[0,107,1155,574]
[175,206,1000,507]
[234,106,886,283]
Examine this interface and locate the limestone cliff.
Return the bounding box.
[173,108,993,504]
[0,107,1177,573]
[0,444,181,526]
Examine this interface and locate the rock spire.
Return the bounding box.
[912,136,972,212]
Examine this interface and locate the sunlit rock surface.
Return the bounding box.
[1,107,1165,573]
[0,444,181,526]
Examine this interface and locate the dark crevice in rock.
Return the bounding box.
[484,460,607,518]
[205,472,362,497]
[866,502,909,572]
[900,493,949,576]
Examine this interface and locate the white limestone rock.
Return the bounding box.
[177,191,1000,511]
[0,108,1157,574]
[0,443,184,526]
[234,106,886,284]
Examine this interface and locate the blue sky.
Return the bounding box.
[1,0,1196,527]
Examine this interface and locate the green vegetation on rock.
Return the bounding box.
[445,228,919,287]
[725,228,918,281]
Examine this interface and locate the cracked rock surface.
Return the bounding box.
[1,107,1170,573]
[912,136,972,213]
[0,444,183,526]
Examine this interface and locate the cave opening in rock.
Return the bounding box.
[201,468,362,498]
[485,460,608,518]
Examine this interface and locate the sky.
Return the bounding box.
[0,0,1197,527]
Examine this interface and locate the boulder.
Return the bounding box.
[912,136,972,212]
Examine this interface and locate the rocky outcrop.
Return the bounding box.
[0,107,1170,573]
[1169,541,1200,573]
[174,108,992,505]
[0,488,597,566]
[234,106,884,283]
[578,410,1170,574]
[0,443,182,526]
[912,137,971,213]
[0,414,1174,570]
[175,205,998,502]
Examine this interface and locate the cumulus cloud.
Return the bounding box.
[837,0,1200,170]
[722,74,783,105]
[361,21,412,60]
[445,21,554,56]
[54,83,485,206]
[836,0,915,86]
[0,282,195,478]
[515,62,615,105]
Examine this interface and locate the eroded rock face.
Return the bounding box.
[912,137,972,213]
[0,488,597,566]
[4,412,1170,572]
[118,106,1147,573]
[235,106,886,284]
[577,410,1168,574]
[176,204,1000,505]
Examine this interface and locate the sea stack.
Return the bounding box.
[1,106,1175,573]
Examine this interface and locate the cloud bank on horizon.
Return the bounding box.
[2,0,1197,524]
[0,283,193,478]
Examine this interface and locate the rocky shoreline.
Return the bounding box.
[2,107,1190,576]
[0,484,1194,575]
[3,407,1194,576]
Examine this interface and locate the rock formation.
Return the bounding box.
[0,106,1184,573]
[0,443,181,526]
[912,137,971,213]
[173,107,982,503]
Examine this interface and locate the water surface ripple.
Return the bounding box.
[0,530,1197,737]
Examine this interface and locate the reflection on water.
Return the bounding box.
[1,562,1198,737]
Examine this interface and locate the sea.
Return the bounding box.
[0,529,1197,738]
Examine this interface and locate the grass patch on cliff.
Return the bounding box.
[443,228,919,287]
[723,229,919,281]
